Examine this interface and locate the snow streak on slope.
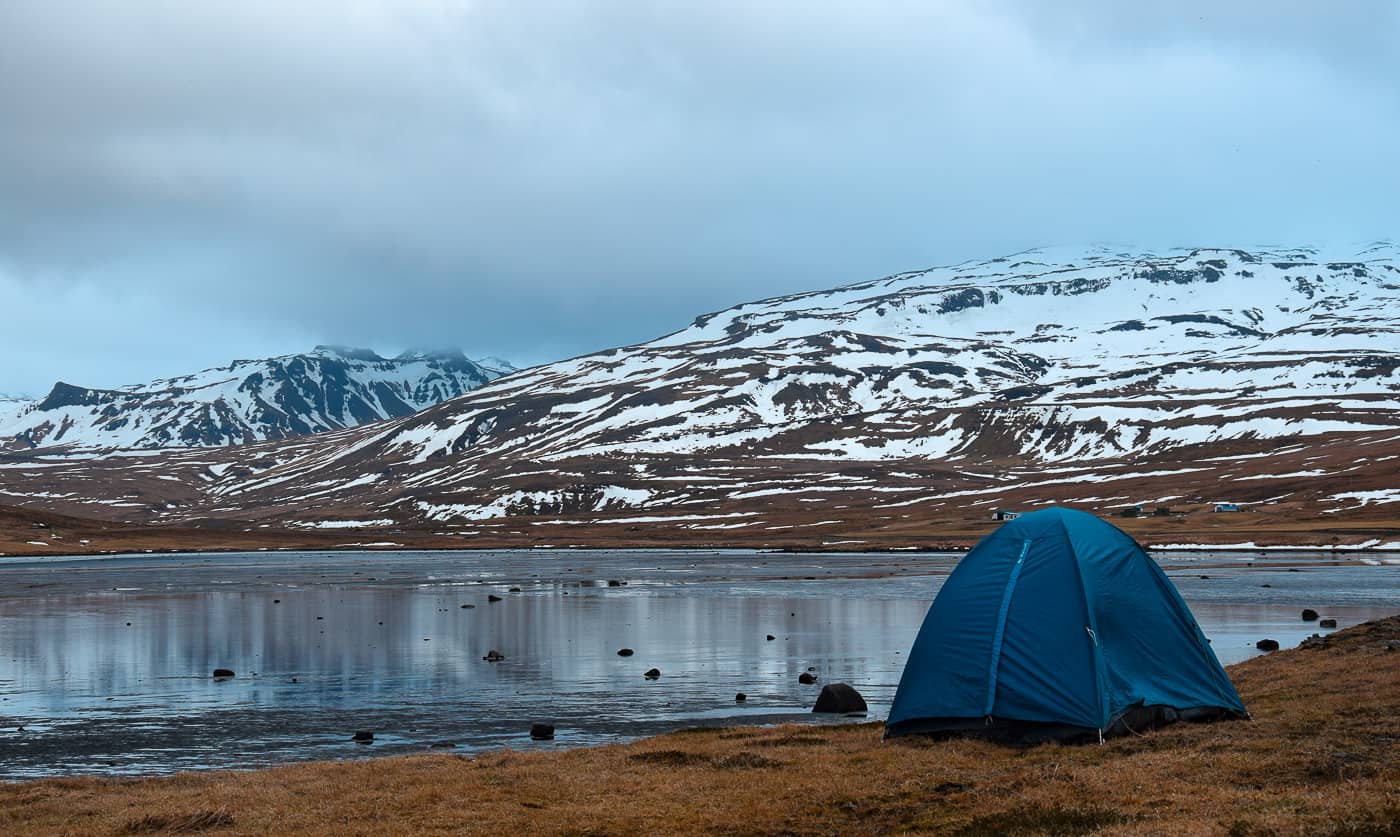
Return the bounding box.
[0,346,513,452]
[2,244,1398,529]
[371,244,1400,466]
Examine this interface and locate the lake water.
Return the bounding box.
[0,549,1395,778]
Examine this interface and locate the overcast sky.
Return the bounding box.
[2,1,1397,395]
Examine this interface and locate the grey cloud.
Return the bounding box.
[2,1,1396,393]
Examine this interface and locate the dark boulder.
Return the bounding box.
[735,693,747,702]
[798,672,818,685]
[352,730,374,743]
[644,668,661,679]
[460,604,475,609]
[617,648,635,657]
[813,683,868,715]
[212,668,235,679]
[766,634,776,641]
[487,594,503,603]
[1255,639,1280,651]
[483,650,506,662]
[1301,609,1319,621]
[508,587,521,593]
[530,723,555,740]
[607,580,622,587]
[1319,618,1338,628]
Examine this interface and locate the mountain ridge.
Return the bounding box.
[0,345,514,452]
[2,244,1397,550]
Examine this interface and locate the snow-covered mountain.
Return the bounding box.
[4,245,1398,538]
[0,346,513,452]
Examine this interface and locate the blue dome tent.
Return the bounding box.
[886,507,1247,745]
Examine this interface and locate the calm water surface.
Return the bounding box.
[0,549,1395,778]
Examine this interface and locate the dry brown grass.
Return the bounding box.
[3,619,1398,836]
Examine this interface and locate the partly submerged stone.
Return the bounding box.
[813,683,868,715]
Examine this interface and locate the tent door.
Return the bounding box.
[983,538,1032,716]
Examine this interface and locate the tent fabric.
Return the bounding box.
[885,507,1246,743]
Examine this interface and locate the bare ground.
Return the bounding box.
[5,500,1400,560]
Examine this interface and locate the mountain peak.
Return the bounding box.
[394,347,470,363]
[2,345,513,452]
[311,345,386,362]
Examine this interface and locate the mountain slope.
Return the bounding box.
[0,346,513,452]
[2,244,1398,546]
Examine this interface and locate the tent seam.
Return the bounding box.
[983,537,1031,717]
[1059,512,1111,732]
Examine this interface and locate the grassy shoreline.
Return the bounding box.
[3,617,1397,835]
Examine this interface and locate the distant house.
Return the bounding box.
[1214,503,1242,513]
[1118,504,1144,518]
[993,509,1021,521]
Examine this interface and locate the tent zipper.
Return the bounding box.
[983,538,1032,717]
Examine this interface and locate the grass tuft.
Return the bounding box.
[953,804,1126,836]
[120,809,234,834]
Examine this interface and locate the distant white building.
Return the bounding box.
[1213,503,1242,513]
[993,509,1020,521]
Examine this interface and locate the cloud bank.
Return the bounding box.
[2,1,1396,392]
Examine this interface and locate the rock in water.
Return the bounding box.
[617,648,635,657]
[212,668,235,679]
[735,693,747,702]
[1319,618,1338,628]
[1302,609,1319,621]
[352,730,374,743]
[798,672,818,685]
[487,594,503,603]
[766,634,776,641]
[812,683,868,714]
[483,650,505,662]
[1255,639,1280,651]
[530,723,555,740]
[644,668,661,679]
